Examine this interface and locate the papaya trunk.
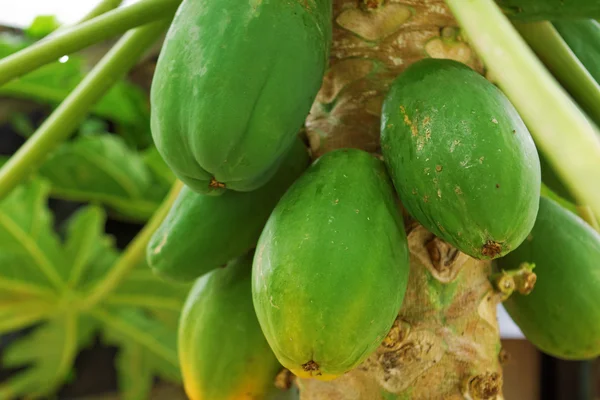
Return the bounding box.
[297,1,505,398]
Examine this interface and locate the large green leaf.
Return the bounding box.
[0,178,183,398]
[0,31,151,147]
[106,268,189,312]
[38,134,170,221]
[94,307,181,400]
[0,313,98,399]
[0,179,67,292]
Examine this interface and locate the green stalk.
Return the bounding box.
[0,21,169,200]
[0,0,180,87]
[81,180,184,309]
[445,0,600,219]
[515,21,600,128]
[48,0,124,38]
[79,0,125,22]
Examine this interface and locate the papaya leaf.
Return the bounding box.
[93,307,181,399]
[0,180,183,398]
[106,268,190,312]
[0,313,98,399]
[0,32,151,146]
[38,134,169,222]
[0,179,67,292]
[24,15,62,39]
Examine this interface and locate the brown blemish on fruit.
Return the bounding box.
[274,368,295,390]
[435,165,443,172]
[399,105,418,137]
[423,195,429,203]
[437,222,446,233]
[464,372,502,399]
[302,360,321,375]
[209,177,226,189]
[495,183,500,189]
[455,186,463,195]
[482,241,502,258]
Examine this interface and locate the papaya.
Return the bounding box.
[150,0,332,194]
[179,253,283,400]
[147,138,310,282]
[496,0,600,21]
[252,149,410,381]
[380,58,540,260]
[497,196,600,360]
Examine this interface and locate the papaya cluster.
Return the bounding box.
[147,0,600,398]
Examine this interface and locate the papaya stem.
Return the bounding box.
[515,22,600,137]
[81,180,184,309]
[0,20,169,200]
[445,0,600,221]
[491,263,536,299]
[0,0,180,87]
[48,0,124,38]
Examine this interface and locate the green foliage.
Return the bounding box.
[0,27,151,148]
[39,133,171,221]
[24,15,62,39]
[0,179,188,399]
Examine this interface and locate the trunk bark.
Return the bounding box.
[296,1,506,398]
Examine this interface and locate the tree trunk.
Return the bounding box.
[296,1,505,398]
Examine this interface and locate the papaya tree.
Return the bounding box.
[0,0,598,399]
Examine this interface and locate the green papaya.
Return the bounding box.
[252,149,410,381]
[496,0,600,21]
[497,196,600,360]
[150,0,332,194]
[380,58,540,260]
[147,139,310,282]
[553,20,600,85]
[179,253,283,400]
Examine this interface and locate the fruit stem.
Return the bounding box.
[491,263,536,299]
[515,21,600,137]
[0,20,169,200]
[81,180,184,309]
[0,0,180,87]
[445,0,600,221]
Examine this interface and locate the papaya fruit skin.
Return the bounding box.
[380,58,540,260]
[179,253,282,400]
[150,0,332,194]
[497,196,600,360]
[147,139,310,282]
[252,149,410,380]
[497,0,600,21]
